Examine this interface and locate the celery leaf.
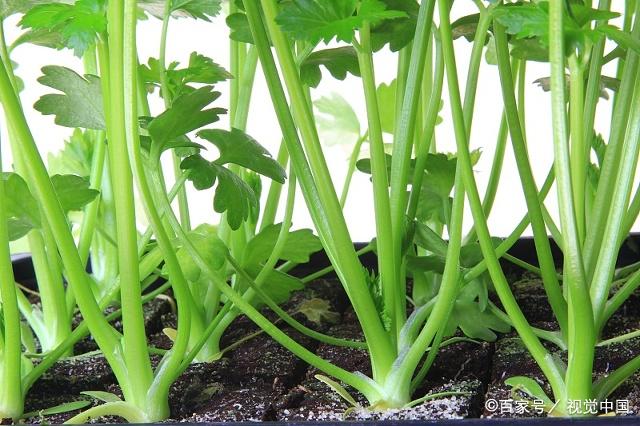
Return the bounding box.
[51,174,99,212]
[180,156,258,230]
[197,128,286,183]
[300,46,360,88]
[20,0,106,56]
[2,173,41,241]
[276,0,406,44]
[243,223,322,265]
[147,86,225,147]
[34,66,104,130]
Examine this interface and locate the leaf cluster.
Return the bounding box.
[140,52,232,99]
[20,0,107,56]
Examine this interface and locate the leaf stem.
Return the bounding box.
[123,0,192,417]
[436,0,565,401]
[494,23,568,337]
[248,0,395,380]
[549,0,594,408]
[159,0,191,230]
[106,0,153,408]
[0,142,24,420]
[356,21,399,345]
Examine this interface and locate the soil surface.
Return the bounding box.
[19,266,640,423]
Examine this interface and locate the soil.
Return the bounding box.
[18,261,640,423]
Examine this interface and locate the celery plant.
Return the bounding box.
[225,0,525,408]
[451,0,640,416]
[3,0,640,421]
[0,0,323,420]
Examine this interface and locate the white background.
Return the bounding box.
[0,3,626,243]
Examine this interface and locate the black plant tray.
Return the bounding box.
[10,234,640,424]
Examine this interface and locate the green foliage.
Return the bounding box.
[80,391,122,403]
[370,0,418,51]
[0,0,69,19]
[493,1,618,54]
[597,24,640,56]
[452,13,482,42]
[47,129,94,177]
[315,374,360,408]
[1,171,99,241]
[139,0,222,21]
[447,280,510,341]
[50,174,99,212]
[300,46,361,88]
[180,157,258,230]
[34,66,104,130]
[237,223,322,305]
[509,38,548,62]
[147,86,226,150]
[20,0,107,56]
[226,12,254,44]
[533,75,619,100]
[140,53,232,99]
[314,93,361,146]
[362,268,391,330]
[505,376,554,408]
[2,173,41,241]
[376,79,396,134]
[276,0,406,44]
[406,254,446,275]
[176,127,283,229]
[11,27,65,51]
[21,400,92,420]
[296,298,341,325]
[416,151,480,223]
[172,224,228,282]
[197,128,286,183]
[409,226,510,341]
[242,223,322,265]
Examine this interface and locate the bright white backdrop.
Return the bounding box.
[0,3,625,243]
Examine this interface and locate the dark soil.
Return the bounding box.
[20,266,640,423]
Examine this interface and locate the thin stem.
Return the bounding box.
[158,195,380,401]
[436,0,565,401]
[598,329,640,347]
[593,355,640,401]
[583,2,640,277]
[0,29,124,388]
[209,163,300,352]
[388,1,436,331]
[249,0,395,380]
[494,24,568,337]
[602,269,640,326]
[77,133,107,266]
[227,256,367,350]
[590,68,640,325]
[356,21,399,343]
[159,0,190,230]
[299,244,374,284]
[0,142,24,420]
[64,402,148,424]
[549,0,594,407]
[107,0,153,407]
[260,142,288,230]
[407,35,444,221]
[464,166,555,283]
[0,22,70,352]
[388,164,465,405]
[340,133,367,208]
[123,0,192,417]
[568,57,586,244]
